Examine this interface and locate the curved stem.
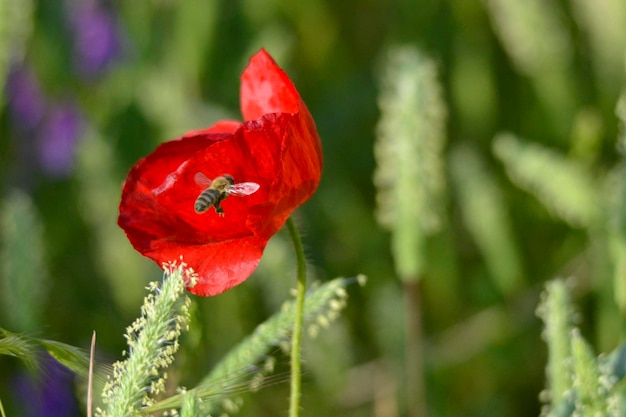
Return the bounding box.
[287,217,306,417]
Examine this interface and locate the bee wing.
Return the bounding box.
[194,172,213,188]
[228,182,260,197]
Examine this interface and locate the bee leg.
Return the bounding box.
[214,201,225,217]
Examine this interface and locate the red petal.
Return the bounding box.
[183,120,241,137]
[240,49,300,120]
[146,236,267,296]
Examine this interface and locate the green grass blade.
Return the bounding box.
[0,327,97,379]
[1,190,48,331]
[493,133,600,228]
[449,143,524,295]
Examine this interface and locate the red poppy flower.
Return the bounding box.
[118,49,322,296]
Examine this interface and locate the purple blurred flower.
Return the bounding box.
[6,65,46,132]
[13,354,78,417]
[5,66,84,179]
[67,0,123,77]
[36,103,84,178]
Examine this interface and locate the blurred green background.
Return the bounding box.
[1,0,626,416]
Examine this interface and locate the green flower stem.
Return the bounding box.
[287,217,306,417]
[403,280,427,417]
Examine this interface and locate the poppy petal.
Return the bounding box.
[144,236,267,296]
[184,119,241,137]
[240,49,300,120]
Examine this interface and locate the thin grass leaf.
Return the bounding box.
[449,143,524,295]
[88,331,96,417]
[570,0,626,91]
[37,339,93,379]
[482,0,571,77]
[138,276,355,415]
[1,190,47,331]
[139,369,275,415]
[493,133,600,228]
[482,0,576,132]
[0,327,38,368]
[605,167,626,312]
[176,369,290,417]
[0,327,99,380]
[374,45,447,281]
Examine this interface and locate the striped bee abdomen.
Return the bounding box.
[195,188,221,213]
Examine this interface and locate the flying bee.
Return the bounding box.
[193,173,260,216]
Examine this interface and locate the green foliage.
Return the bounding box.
[98,263,192,416]
[0,328,37,369]
[537,280,573,406]
[482,0,576,132]
[0,327,92,378]
[140,275,353,415]
[0,0,33,110]
[538,281,626,417]
[0,190,47,331]
[493,133,600,228]
[449,143,524,295]
[570,0,626,92]
[374,45,447,281]
[204,277,350,387]
[179,389,201,417]
[571,329,609,417]
[482,0,571,77]
[75,131,150,314]
[1,261,355,416]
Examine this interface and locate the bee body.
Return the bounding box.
[194,188,224,214]
[193,173,259,216]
